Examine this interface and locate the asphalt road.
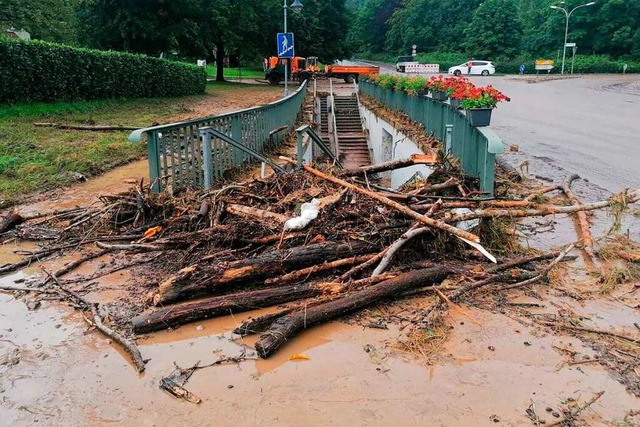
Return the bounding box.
[486,74,640,194]
[358,59,640,194]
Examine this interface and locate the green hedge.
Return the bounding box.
[0,38,207,104]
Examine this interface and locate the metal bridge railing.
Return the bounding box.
[129,81,308,192]
[358,80,504,196]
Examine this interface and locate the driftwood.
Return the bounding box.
[495,156,522,182]
[0,209,25,233]
[407,178,460,196]
[225,203,287,225]
[33,122,139,131]
[340,154,437,177]
[153,240,377,305]
[42,269,146,372]
[546,391,605,427]
[447,189,640,223]
[233,275,394,336]
[255,266,457,358]
[561,175,596,260]
[294,161,480,243]
[136,281,344,334]
[264,254,375,285]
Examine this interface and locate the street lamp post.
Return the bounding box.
[283,0,303,97]
[550,2,595,75]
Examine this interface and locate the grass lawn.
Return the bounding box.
[0,82,281,206]
[206,65,265,79]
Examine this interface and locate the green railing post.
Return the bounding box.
[231,115,243,164]
[200,128,213,189]
[147,131,162,192]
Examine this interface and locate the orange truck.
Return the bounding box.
[323,64,380,83]
[264,56,379,84]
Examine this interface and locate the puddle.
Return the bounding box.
[17,159,148,215]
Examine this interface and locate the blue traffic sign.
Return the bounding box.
[277,33,295,58]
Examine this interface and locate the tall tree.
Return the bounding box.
[0,0,78,44]
[462,0,523,59]
[348,0,400,53]
[385,0,483,55]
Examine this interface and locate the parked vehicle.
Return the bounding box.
[323,64,379,83]
[448,60,495,76]
[264,56,379,84]
[396,55,418,72]
[264,56,311,84]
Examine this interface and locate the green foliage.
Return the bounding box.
[0,38,207,104]
[348,0,400,54]
[0,0,78,44]
[462,0,522,59]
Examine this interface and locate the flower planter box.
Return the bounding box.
[430,90,448,102]
[449,98,461,109]
[466,108,493,127]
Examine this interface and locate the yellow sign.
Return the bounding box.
[535,59,555,66]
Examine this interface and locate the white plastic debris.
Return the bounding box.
[452,208,480,231]
[284,198,321,231]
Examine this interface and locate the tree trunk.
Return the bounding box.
[134,281,339,334]
[255,266,456,358]
[153,240,377,305]
[0,209,24,233]
[215,40,225,82]
[340,154,437,177]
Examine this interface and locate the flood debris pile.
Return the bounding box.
[1,158,639,369]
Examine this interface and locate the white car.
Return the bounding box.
[448,60,495,76]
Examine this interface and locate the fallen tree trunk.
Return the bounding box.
[0,209,24,234]
[135,281,343,334]
[255,266,456,358]
[339,154,437,177]
[33,122,139,131]
[153,240,377,305]
[495,156,522,182]
[233,275,394,336]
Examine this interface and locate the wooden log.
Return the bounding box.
[264,254,375,285]
[561,174,596,260]
[33,122,139,131]
[495,156,522,182]
[294,162,480,243]
[0,209,24,233]
[153,240,377,305]
[255,266,456,358]
[134,281,344,334]
[447,189,640,223]
[233,275,393,336]
[225,203,287,224]
[407,178,460,196]
[339,154,437,177]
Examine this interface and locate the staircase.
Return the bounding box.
[333,95,370,170]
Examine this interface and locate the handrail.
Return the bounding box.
[200,127,287,188]
[328,78,339,155]
[352,80,366,133]
[128,81,307,143]
[295,125,343,169]
[127,81,307,192]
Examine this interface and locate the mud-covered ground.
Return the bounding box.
[1,76,640,426]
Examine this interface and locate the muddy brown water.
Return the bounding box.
[2,114,640,425]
